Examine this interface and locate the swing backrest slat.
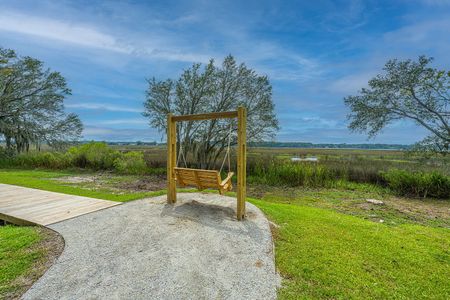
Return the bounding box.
[175,167,220,189]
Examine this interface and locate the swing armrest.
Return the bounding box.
[220,172,234,187]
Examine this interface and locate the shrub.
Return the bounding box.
[67,142,120,169]
[2,151,68,169]
[381,169,450,199]
[0,146,14,159]
[113,151,148,174]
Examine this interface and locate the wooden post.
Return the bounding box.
[237,106,246,220]
[167,113,177,203]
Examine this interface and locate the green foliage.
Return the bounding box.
[10,151,69,169]
[0,146,14,159]
[382,169,450,198]
[344,55,450,154]
[252,199,450,299]
[248,158,450,199]
[143,55,279,169]
[0,142,164,175]
[67,142,120,169]
[113,151,148,174]
[0,47,82,153]
[0,226,42,297]
[249,159,341,187]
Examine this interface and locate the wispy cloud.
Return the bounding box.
[96,118,148,125]
[82,126,158,142]
[0,12,132,53]
[66,103,142,113]
[0,11,211,63]
[383,19,450,46]
[328,71,376,95]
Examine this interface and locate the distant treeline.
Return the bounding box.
[102,141,411,150]
[2,140,410,150]
[248,142,411,150]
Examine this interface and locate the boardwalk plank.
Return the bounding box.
[0,184,120,226]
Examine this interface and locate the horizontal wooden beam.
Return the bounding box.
[171,110,238,122]
[174,167,219,174]
[0,212,38,226]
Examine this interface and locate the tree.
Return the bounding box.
[0,47,82,152]
[344,56,450,154]
[143,55,279,168]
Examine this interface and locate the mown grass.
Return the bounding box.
[1,169,449,299]
[252,199,450,299]
[0,226,43,297]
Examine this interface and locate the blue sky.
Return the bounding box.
[1,0,449,143]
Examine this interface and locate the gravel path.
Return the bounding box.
[23,193,279,300]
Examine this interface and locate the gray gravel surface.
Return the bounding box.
[23,193,279,300]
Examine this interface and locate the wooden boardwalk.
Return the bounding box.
[0,184,121,226]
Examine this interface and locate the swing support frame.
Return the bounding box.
[167,106,247,220]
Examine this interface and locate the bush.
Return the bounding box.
[67,142,120,169]
[0,151,69,169]
[381,169,450,199]
[113,151,148,174]
[0,146,14,159]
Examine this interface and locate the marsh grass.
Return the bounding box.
[247,159,449,199]
[1,144,449,198]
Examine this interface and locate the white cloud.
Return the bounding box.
[97,118,148,125]
[0,12,132,53]
[328,72,375,95]
[299,116,340,128]
[0,11,212,63]
[383,19,450,45]
[66,103,142,113]
[82,126,159,142]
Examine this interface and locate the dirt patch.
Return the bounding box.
[384,197,450,222]
[116,175,166,192]
[53,174,107,184]
[6,227,64,300]
[54,173,166,193]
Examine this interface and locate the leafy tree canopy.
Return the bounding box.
[0,47,82,152]
[345,56,450,154]
[143,55,279,168]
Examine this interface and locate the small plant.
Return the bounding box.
[67,142,120,169]
[113,151,148,175]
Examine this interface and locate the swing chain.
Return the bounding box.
[176,125,188,168]
[219,121,233,174]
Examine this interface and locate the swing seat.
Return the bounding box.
[174,167,234,195]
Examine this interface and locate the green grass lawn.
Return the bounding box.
[1,168,449,299]
[252,199,450,299]
[0,226,44,298]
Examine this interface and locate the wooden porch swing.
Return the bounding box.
[174,168,234,195]
[167,107,247,220]
[174,118,234,195]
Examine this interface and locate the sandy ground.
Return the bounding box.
[23,193,279,300]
